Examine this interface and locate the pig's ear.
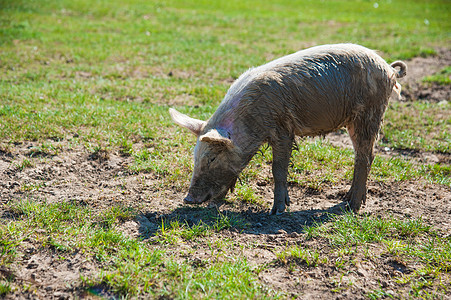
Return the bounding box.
[169,108,206,136]
[199,129,233,148]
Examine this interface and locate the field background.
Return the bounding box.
[0,0,450,299]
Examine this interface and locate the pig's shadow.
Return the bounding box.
[137,200,349,239]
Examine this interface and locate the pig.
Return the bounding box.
[169,43,407,214]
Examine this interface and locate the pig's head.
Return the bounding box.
[169,108,243,204]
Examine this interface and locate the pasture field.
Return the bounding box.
[1,0,450,298]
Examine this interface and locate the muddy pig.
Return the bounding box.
[170,43,407,214]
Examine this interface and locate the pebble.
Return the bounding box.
[54,291,69,299]
[289,232,299,238]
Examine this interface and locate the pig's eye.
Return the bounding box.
[209,157,216,164]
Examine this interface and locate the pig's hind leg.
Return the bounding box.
[270,134,294,215]
[345,108,384,212]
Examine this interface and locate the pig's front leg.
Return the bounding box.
[270,135,294,215]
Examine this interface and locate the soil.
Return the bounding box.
[1,50,450,299]
[399,48,451,102]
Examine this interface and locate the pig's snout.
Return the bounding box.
[183,192,211,204]
[183,194,200,204]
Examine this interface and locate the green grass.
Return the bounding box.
[0,199,272,298]
[1,198,449,298]
[155,210,248,244]
[423,66,451,85]
[283,213,451,298]
[310,213,433,246]
[382,101,451,154]
[1,0,450,147]
[0,281,12,297]
[231,184,262,205]
[277,246,327,268]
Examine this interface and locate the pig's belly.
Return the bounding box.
[291,100,350,137]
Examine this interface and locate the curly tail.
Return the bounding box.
[390,61,407,78]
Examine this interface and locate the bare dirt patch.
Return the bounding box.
[399,48,451,102]
[1,50,450,299]
[5,248,96,299]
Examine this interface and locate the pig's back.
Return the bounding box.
[236,44,395,136]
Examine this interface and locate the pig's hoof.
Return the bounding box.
[270,202,287,215]
[347,198,364,213]
[343,190,365,213]
[270,207,285,215]
[271,189,289,215]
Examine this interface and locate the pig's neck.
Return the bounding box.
[211,102,266,165]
